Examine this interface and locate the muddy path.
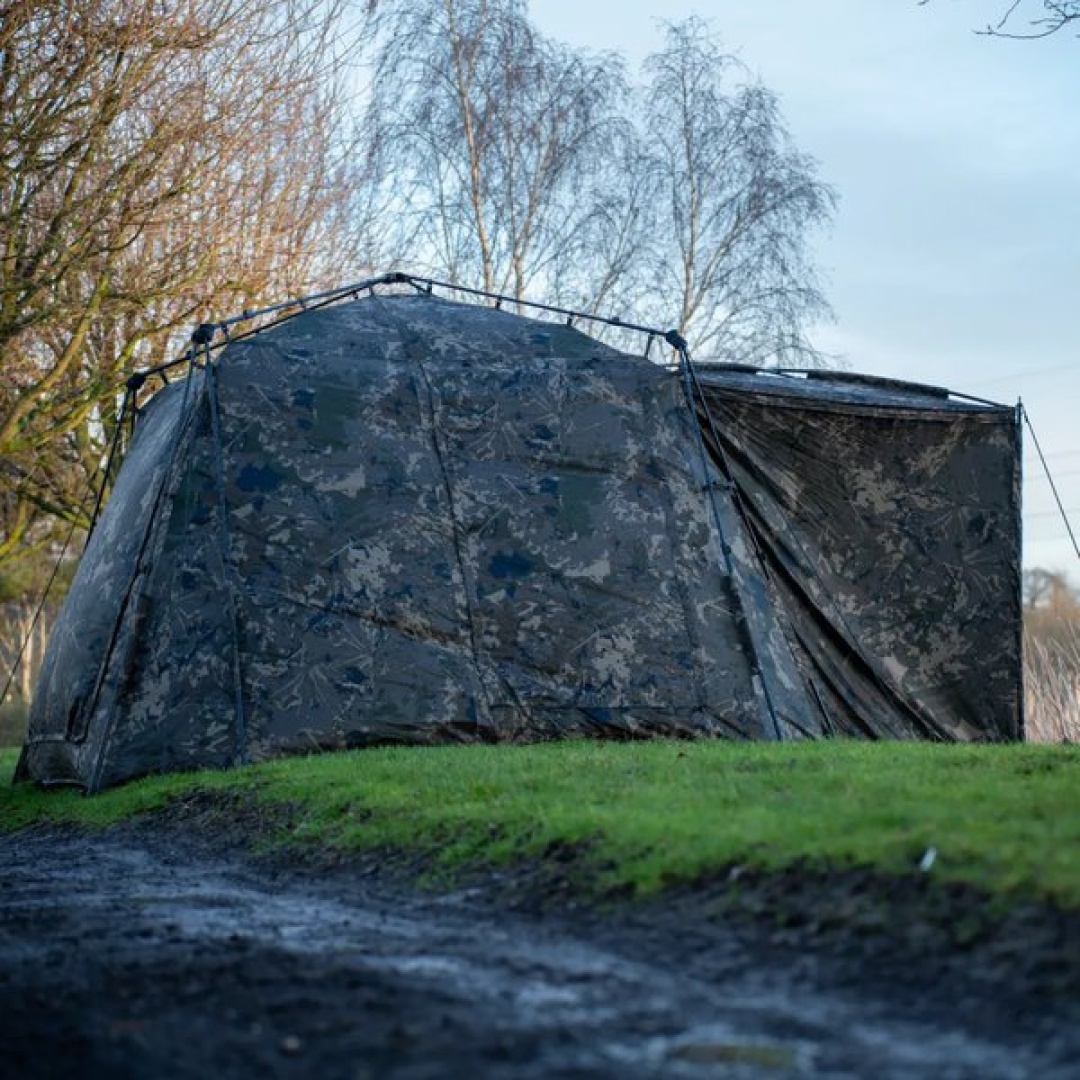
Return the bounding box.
[1,817,1077,1079]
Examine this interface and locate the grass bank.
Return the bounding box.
[2,740,1078,908]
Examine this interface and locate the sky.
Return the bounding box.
[529,0,1080,576]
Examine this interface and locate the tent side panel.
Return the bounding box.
[211,297,775,752]
[700,384,1022,741]
[209,317,491,756]
[89,390,243,790]
[193,294,777,760]
[17,384,194,787]
[422,341,771,739]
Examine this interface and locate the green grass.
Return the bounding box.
[2,740,1078,907]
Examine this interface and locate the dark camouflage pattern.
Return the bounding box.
[17,295,1022,791]
[692,368,1022,742]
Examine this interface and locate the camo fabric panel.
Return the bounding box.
[695,370,1022,741]
[33,295,778,789]
[199,297,765,763]
[16,383,194,786]
[91,380,246,786]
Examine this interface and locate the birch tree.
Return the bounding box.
[364,7,834,361]
[363,0,628,302]
[632,19,836,363]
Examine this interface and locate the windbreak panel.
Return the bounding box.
[695,374,1022,741]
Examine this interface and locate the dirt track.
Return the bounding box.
[1,806,1078,1079]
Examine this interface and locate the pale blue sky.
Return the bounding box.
[530,0,1080,574]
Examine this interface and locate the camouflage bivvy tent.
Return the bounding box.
[16,274,1024,792]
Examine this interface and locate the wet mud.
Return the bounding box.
[0,807,1077,1079]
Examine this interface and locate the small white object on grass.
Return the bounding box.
[918,846,937,872]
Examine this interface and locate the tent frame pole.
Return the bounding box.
[671,336,785,741]
[205,351,249,765]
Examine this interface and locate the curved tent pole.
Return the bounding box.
[110,272,682,425]
[86,383,135,542]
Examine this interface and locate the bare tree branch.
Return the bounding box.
[919,0,1080,39]
[1,0,376,559]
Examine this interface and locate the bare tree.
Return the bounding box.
[362,6,834,364]
[629,19,835,364]
[1,0,372,562]
[1022,568,1080,741]
[0,547,72,719]
[363,0,628,303]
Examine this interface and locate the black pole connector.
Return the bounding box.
[126,371,148,393]
[664,329,689,351]
[191,323,217,346]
